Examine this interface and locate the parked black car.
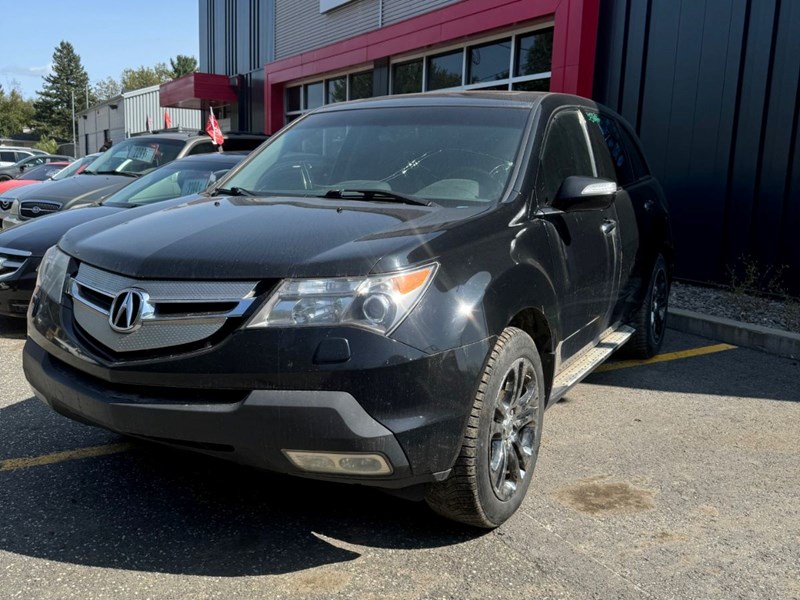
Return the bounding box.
[0,153,245,317]
[0,154,74,181]
[24,92,672,527]
[2,132,267,228]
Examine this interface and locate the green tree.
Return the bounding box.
[34,135,59,154]
[33,41,94,139]
[120,63,172,92]
[0,84,35,137]
[93,76,122,101]
[169,55,198,78]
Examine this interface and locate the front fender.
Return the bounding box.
[392,257,560,355]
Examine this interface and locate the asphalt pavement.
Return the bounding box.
[1,315,798,600]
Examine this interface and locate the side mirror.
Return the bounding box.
[551,176,617,212]
[19,165,27,172]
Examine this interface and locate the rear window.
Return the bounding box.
[221,137,267,152]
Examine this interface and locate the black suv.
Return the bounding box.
[24,92,672,527]
[3,131,266,227]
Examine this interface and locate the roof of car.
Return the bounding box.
[127,131,268,142]
[314,91,585,113]
[161,153,247,166]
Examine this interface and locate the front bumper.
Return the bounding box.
[2,215,23,229]
[0,253,38,317]
[25,293,493,488]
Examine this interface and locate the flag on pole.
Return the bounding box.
[205,107,224,145]
[164,109,172,129]
[146,115,153,132]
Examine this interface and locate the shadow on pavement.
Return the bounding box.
[584,331,800,403]
[0,315,26,339]
[0,398,481,577]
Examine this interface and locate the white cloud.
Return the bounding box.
[0,63,52,78]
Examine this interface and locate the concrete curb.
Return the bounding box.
[667,307,800,360]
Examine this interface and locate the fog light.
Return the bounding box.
[283,450,392,476]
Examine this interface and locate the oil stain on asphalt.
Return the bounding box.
[556,476,656,515]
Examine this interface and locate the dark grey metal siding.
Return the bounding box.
[595,0,800,293]
[200,0,274,75]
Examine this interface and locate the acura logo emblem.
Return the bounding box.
[109,289,149,333]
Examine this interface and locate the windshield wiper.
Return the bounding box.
[92,170,141,178]
[322,188,433,207]
[211,186,257,197]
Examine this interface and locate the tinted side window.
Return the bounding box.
[582,110,617,181]
[582,111,634,185]
[617,124,650,181]
[537,110,594,204]
[0,151,15,162]
[187,142,217,156]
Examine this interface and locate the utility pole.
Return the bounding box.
[85,85,89,110]
[71,90,76,157]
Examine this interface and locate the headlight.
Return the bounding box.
[9,199,20,216]
[34,246,70,303]
[247,264,438,334]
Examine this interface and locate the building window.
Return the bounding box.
[392,59,422,94]
[285,69,374,123]
[427,50,463,90]
[468,38,511,84]
[327,77,347,103]
[286,86,302,113]
[349,71,373,100]
[516,29,553,76]
[402,25,553,93]
[282,25,553,123]
[304,81,324,110]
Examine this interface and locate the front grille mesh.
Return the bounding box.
[20,200,60,219]
[69,262,259,354]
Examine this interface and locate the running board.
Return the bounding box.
[550,325,635,401]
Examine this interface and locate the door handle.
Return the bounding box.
[601,219,617,235]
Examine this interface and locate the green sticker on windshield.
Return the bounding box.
[585,112,601,125]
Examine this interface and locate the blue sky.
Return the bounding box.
[1,0,199,98]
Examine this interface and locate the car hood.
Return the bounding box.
[0,179,37,196]
[0,206,123,257]
[61,196,485,279]
[12,174,133,206]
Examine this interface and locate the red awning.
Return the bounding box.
[159,73,238,110]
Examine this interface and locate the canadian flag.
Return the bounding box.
[164,109,172,129]
[205,107,224,146]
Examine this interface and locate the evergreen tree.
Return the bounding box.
[33,41,93,139]
[169,55,198,78]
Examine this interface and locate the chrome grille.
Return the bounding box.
[69,262,259,353]
[0,247,31,280]
[20,200,60,219]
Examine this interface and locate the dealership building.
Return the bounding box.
[160,0,800,292]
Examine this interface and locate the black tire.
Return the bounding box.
[0,175,11,182]
[425,327,545,528]
[625,254,670,359]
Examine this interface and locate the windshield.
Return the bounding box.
[18,163,66,181]
[52,155,98,180]
[85,138,184,176]
[221,106,529,205]
[102,160,231,207]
